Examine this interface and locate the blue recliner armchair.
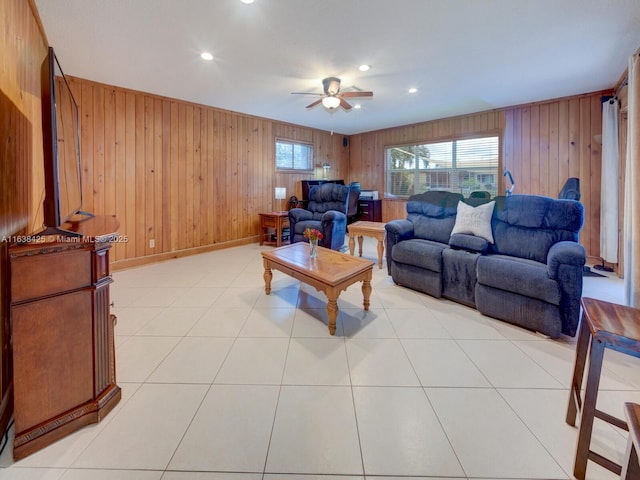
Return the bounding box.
[288,183,348,250]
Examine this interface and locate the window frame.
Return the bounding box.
[275,138,314,172]
[384,132,502,199]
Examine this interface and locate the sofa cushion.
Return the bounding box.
[491,195,584,263]
[477,255,561,305]
[451,200,495,243]
[392,239,446,272]
[406,191,463,243]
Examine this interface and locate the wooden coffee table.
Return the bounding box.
[348,221,386,268]
[261,242,374,335]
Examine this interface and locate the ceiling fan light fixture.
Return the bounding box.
[322,96,341,109]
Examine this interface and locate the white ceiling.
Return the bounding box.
[35,0,640,135]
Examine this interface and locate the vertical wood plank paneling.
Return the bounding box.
[520,107,532,194]
[104,89,116,225]
[169,102,179,252]
[1,0,48,428]
[153,98,163,254]
[80,82,95,216]
[192,106,201,247]
[538,104,550,196]
[558,100,569,188]
[161,100,171,253]
[124,92,136,259]
[143,96,154,257]
[134,94,146,258]
[113,90,126,261]
[92,86,105,216]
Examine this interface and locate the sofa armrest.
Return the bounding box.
[321,210,347,250]
[385,219,414,273]
[547,241,586,280]
[449,233,489,254]
[289,208,313,222]
[385,219,414,240]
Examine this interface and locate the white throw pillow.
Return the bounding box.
[451,200,495,243]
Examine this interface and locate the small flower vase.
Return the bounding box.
[309,238,318,259]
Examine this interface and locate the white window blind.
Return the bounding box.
[276,139,313,171]
[385,136,499,197]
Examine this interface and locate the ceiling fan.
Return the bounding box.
[291,77,373,111]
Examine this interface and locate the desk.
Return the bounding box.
[259,212,289,247]
[348,221,386,269]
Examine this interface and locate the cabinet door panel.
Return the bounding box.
[12,290,94,432]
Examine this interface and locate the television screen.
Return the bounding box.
[41,47,85,234]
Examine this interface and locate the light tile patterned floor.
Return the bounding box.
[0,238,637,480]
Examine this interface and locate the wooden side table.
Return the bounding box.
[348,220,386,269]
[259,212,290,247]
[566,297,640,479]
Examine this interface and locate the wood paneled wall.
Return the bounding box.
[503,93,609,259]
[349,94,610,259]
[0,0,48,448]
[66,77,349,265]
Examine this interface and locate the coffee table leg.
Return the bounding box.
[326,298,339,335]
[376,237,384,269]
[263,262,273,295]
[362,279,371,311]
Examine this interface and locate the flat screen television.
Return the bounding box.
[40,46,92,236]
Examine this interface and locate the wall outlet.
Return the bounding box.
[149,239,155,248]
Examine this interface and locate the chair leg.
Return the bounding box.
[574,338,605,480]
[567,315,590,426]
[622,436,640,480]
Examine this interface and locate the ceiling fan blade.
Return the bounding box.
[291,92,324,96]
[306,99,323,109]
[340,91,373,98]
[339,98,352,110]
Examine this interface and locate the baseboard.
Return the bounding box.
[111,236,258,271]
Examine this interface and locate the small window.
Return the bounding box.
[276,139,313,171]
[385,135,499,198]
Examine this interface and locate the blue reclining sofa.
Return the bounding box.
[385,191,585,338]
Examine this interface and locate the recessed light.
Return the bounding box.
[408,87,418,93]
[354,104,362,109]
[358,64,370,72]
[240,0,254,3]
[200,52,213,61]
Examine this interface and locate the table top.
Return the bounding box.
[259,211,289,218]
[262,242,374,284]
[348,221,386,233]
[581,297,640,352]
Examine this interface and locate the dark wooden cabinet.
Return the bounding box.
[358,199,382,222]
[8,216,121,459]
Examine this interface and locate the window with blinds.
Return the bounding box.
[385,135,499,197]
[275,139,313,171]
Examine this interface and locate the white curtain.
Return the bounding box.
[601,99,619,263]
[624,51,640,307]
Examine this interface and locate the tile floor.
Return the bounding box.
[0,238,638,480]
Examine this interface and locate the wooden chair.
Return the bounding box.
[566,297,640,479]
